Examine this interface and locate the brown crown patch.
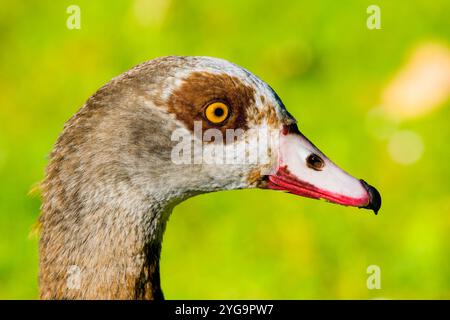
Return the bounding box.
[167,72,256,141]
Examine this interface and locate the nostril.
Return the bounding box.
[306,154,324,171]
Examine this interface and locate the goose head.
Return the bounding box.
[39,56,381,300]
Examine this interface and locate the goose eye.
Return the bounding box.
[204,102,229,124]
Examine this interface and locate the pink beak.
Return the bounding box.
[266,124,381,214]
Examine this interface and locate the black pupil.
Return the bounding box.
[214,107,224,117]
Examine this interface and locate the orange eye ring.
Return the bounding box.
[204,102,229,124]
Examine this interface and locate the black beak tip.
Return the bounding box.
[360,179,382,215]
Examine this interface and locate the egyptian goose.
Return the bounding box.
[39,56,381,299]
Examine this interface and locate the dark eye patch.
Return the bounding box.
[167,72,256,140]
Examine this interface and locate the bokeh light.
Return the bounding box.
[388,130,424,165]
[382,42,450,120]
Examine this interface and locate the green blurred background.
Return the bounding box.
[0,0,449,299]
